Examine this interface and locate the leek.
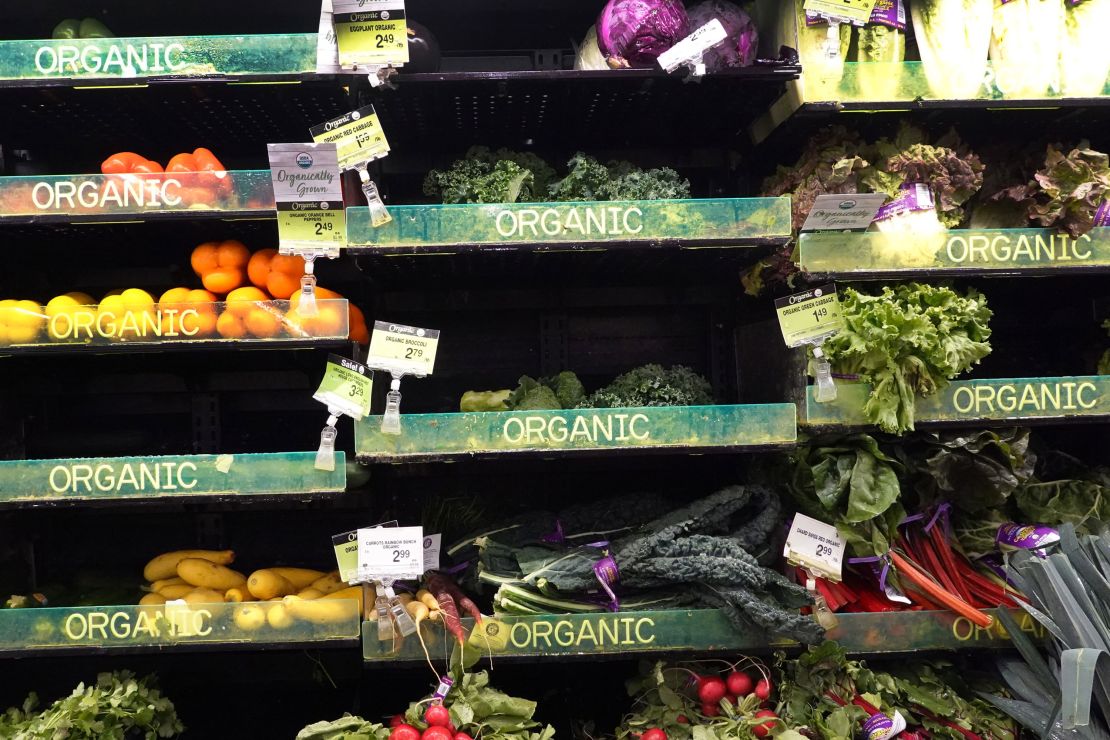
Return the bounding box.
[990,0,1065,98]
[910,0,993,99]
[1061,0,1110,96]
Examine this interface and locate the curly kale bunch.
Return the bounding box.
[548,153,690,201]
[583,364,714,408]
[423,146,556,204]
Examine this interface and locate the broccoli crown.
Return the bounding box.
[583,364,715,408]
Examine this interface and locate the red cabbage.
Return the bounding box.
[686,0,759,70]
[595,0,690,68]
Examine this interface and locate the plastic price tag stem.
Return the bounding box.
[810,341,837,403]
[382,582,417,636]
[803,570,840,630]
[315,411,341,471]
[382,374,403,435]
[299,253,320,317]
[375,582,395,642]
[358,168,392,227]
[824,20,844,60]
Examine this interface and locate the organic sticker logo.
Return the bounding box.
[380,10,390,19]
[416,329,426,337]
[839,200,857,210]
[319,201,329,209]
[296,152,314,169]
[352,110,362,121]
[485,623,500,637]
[814,288,823,297]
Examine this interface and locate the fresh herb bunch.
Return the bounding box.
[0,670,183,739]
[814,282,993,434]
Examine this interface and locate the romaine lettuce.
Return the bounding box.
[910,0,993,99]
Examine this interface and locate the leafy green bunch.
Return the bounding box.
[993,142,1110,237]
[0,671,183,739]
[584,364,714,408]
[403,671,555,740]
[423,146,557,204]
[814,282,993,434]
[547,154,690,202]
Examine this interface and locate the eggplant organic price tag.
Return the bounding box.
[333,0,408,67]
[267,142,346,255]
[357,525,424,580]
[784,513,846,581]
[314,354,373,418]
[803,0,880,23]
[310,105,390,172]
[367,321,440,376]
[774,283,844,348]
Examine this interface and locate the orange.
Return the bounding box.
[226,286,269,318]
[349,302,369,345]
[287,287,351,338]
[45,293,96,341]
[158,287,191,307]
[246,248,277,289]
[247,248,305,299]
[190,242,220,275]
[191,240,251,295]
[201,267,243,295]
[216,310,247,339]
[245,307,281,338]
[217,240,249,268]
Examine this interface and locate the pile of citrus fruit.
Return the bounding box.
[0,240,368,346]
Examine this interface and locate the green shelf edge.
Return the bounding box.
[0,600,361,655]
[0,34,317,83]
[798,228,1110,277]
[0,452,346,504]
[804,376,1110,428]
[355,404,798,462]
[0,170,274,223]
[363,608,1038,662]
[347,198,793,254]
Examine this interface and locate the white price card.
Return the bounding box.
[357,525,424,580]
[657,19,728,73]
[423,533,442,572]
[800,193,887,232]
[783,513,846,581]
[266,142,346,256]
[367,320,440,376]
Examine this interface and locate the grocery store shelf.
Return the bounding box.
[362,607,1030,663]
[355,404,797,463]
[0,34,318,87]
[0,170,274,225]
[0,599,361,658]
[347,198,792,255]
[0,298,349,355]
[0,452,345,507]
[804,376,1110,430]
[798,228,1110,279]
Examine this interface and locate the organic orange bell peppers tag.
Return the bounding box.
[266,142,346,257]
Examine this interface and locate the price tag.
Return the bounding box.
[784,513,846,581]
[333,0,409,68]
[314,354,373,418]
[316,0,341,73]
[657,19,728,73]
[367,320,439,376]
[333,520,397,582]
[423,533,442,572]
[266,142,346,256]
[310,105,391,173]
[803,0,880,24]
[357,525,423,580]
[775,283,845,348]
[800,193,887,232]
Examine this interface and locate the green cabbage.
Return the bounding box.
[1061,0,1110,96]
[989,0,1065,98]
[910,0,993,99]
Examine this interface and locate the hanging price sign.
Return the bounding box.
[784,513,846,581]
[310,105,391,172]
[774,283,845,348]
[367,321,439,376]
[802,0,880,23]
[314,354,373,419]
[266,142,346,256]
[333,0,409,67]
[357,525,424,580]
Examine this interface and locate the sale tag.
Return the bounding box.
[803,0,880,24]
[784,513,846,581]
[266,142,346,256]
[423,533,442,572]
[310,105,391,172]
[774,283,844,348]
[333,0,409,68]
[314,354,373,418]
[800,193,887,232]
[357,525,424,580]
[367,320,439,376]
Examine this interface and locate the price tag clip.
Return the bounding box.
[358,168,392,227]
[313,354,374,469]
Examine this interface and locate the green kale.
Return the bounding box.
[583,364,714,408]
[423,146,554,204]
[548,153,691,202]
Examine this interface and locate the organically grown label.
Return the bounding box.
[367,321,439,376]
[314,354,373,419]
[357,525,423,580]
[784,513,846,581]
[806,376,1110,426]
[267,142,346,255]
[803,0,881,23]
[775,283,845,347]
[332,0,409,67]
[0,452,344,503]
[309,105,390,172]
[801,194,887,232]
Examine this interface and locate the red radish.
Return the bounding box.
[676,716,689,725]
[727,672,753,697]
[390,726,420,740]
[701,703,720,718]
[422,727,453,740]
[425,706,451,728]
[753,710,777,738]
[455,734,473,740]
[724,694,738,705]
[390,715,406,728]
[755,678,772,701]
[698,677,727,704]
[642,729,667,740]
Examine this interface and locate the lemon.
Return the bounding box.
[46,293,97,341]
[0,300,45,345]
